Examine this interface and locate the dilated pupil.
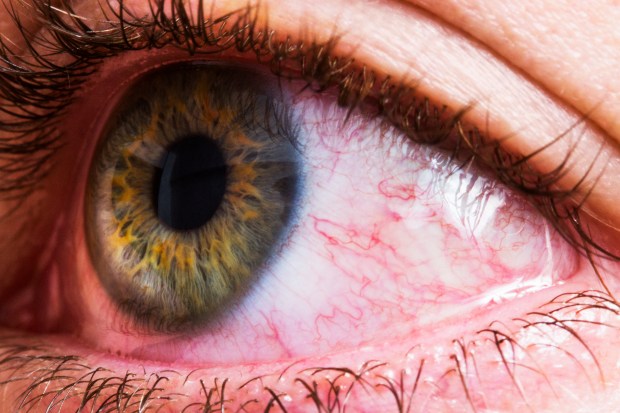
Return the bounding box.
[154,135,227,230]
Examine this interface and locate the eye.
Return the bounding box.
[14,55,582,366]
[0,1,618,411]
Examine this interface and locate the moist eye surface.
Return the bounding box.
[85,65,302,331]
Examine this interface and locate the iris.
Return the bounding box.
[86,65,302,331]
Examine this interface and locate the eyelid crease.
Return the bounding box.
[0,0,616,264]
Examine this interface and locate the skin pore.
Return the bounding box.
[0,0,619,411]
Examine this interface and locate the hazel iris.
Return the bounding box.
[86,65,302,331]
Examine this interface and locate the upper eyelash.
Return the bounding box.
[0,0,616,265]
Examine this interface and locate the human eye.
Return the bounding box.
[0,0,619,412]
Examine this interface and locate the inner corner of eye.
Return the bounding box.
[84,64,304,331]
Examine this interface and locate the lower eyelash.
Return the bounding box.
[0,289,615,411]
[0,0,616,265]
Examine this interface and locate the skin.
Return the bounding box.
[0,0,619,412]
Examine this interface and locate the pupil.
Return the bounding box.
[153,135,227,230]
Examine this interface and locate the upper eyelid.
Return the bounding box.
[0,0,617,261]
[351,2,620,238]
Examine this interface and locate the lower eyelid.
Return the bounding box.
[1,284,616,411]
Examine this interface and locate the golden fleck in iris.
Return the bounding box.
[86,65,301,331]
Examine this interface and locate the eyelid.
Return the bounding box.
[4,0,618,255]
[323,1,620,234]
[62,0,620,237]
[316,0,620,240]
[411,1,620,147]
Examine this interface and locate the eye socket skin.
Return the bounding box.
[0,1,619,412]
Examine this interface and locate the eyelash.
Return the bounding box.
[0,0,615,266]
